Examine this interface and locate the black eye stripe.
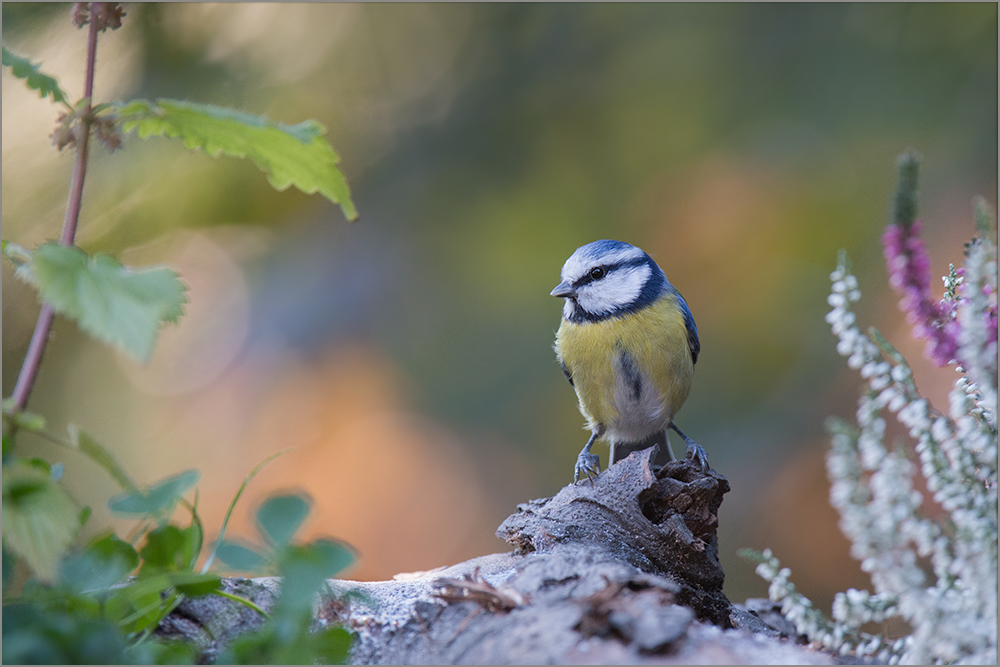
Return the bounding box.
[572,257,646,289]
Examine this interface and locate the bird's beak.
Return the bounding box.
[550,281,575,298]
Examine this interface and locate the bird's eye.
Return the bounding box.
[589,267,606,281]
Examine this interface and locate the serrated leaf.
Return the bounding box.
[2,46,69,105]
[114,98,357,220]
[68,424,138,493]
[256,493,311,547]
[2,461,79,582]
[108,469,200,516]
[13,242,187,361]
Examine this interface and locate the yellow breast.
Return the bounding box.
[554,296,694,441]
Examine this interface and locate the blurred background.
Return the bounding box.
[3,3,996,612]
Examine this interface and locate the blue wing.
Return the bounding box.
[675,291,700,365]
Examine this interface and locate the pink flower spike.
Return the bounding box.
[881,221,960,367]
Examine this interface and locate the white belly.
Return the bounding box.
[606,348,670,443]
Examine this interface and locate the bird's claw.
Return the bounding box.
[574,452,601,485]
[685,440,710,472]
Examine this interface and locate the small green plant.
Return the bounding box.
[742,153,997,664]
[3,3,358,663]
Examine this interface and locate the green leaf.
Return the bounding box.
[172,573,221,597]
[183,511,203,571]
[2,46,69,105]
[105,571,220,634]
[59,533,139,593]
[108,469,200,516]
[201,447,295,574]
[2,399,47,434]
[139,524,198,573]
[216,617,353,665]
[214,539,268,573]
[120,571,221,602]
[2,461,79,582]
[312,626,354,664]
[278,539,356,614]
[256,493,311,547]
[78,505,92,528]
[124,638,197,665]
[13,243,187,361]
[114,98,357,221]
[67,424,139,493]
[2,603,130,665]
[22,457,52,475]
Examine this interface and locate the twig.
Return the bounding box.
[432,568,527,612]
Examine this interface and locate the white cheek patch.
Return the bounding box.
[561,245,644,283]
[576,264,651,315]
[563,299,577,320]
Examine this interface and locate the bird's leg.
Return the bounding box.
[574,428,602,485]
[669,422,709,471]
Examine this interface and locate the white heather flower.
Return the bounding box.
[750,236,998,665]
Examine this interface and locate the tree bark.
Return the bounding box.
[160,448,832,664]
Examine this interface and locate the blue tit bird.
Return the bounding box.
[550,239,709,483]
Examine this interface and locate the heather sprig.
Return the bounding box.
[745,156,998,665]
[882,152,960,367]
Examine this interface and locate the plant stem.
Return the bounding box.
[201,447,295,574]
[10,9,101,413]
[214,589,272,620]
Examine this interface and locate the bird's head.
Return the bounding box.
[551,240,666,323]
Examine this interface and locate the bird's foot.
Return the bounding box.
[574,452,601,485]
[684,439,710,472]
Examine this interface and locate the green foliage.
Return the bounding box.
[107,469,199,517]
[200,447,294,574]
[214,492,355,579]
[3,433,356,663]
[218,619,353,665]
[256,493,311,548]
[2,460,81,583]
[115,98,358,221]
[277,539,356,615]
[9,242,188,361]
[139,524,202,574]
[59,533,139,593]
[212,495,356,665]
[68,424,139,493]
[1,45,69,106]
[3,603,132,665]
[2,400,46,434]
[214,539,268,572]
[3,5,359,663]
